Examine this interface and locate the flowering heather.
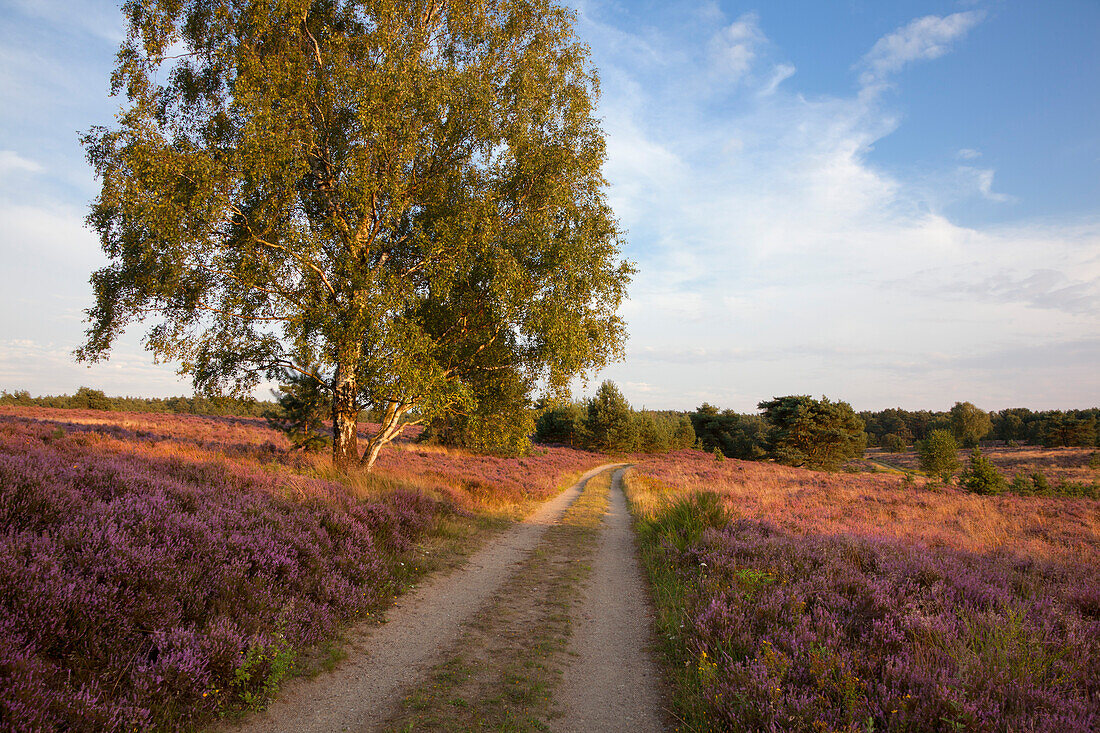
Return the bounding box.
[0,406,603,515]
[0,407,578,732]
[627,451,1100,731]
[632,449,1100,565]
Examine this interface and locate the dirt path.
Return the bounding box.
[220,463,623,733]
[556,468,667,732]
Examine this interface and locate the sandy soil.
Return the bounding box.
[218,462,623,733]
[556,468,667,732]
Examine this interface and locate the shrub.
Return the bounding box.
[958,447,1006,495]
[0,418,439,730]
[881,433,906,452]
[665,520,1100,731]
[918,429,959,482]
[263,368,330,453]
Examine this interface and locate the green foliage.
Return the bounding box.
[958,448,1006,495]
[0,390,34,406]
[632,488,733,729]
[690,405,767,460]
[581,381,637,454]
[635,412,671,453]
[264,368,331,453]
[918,430,960,482]
[1008,471,1098,499]
[671,417,696,450]
[78,0,633,469]
[69,386,113,411]
[638,491,731,554]
[231,635,296,710]
[421,370,534,457]
[758,395,867,471]
[1,388,278,416]
[862,407,914,446]
[1038,413,1097,448]
[949,402,992,448]
[880,433,906,452]
[534,397,691,455]
[534,402,585,446]
[861,405,1100,447]
[1089,452,1100,469]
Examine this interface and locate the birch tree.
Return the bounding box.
[79,0,633,469]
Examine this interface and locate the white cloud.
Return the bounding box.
[759,63,796,96]
[0,150,43,176]
[708,12,765,83]
[858,11,985,88]
[969,167,1012,203]
[957,148,981,160]
[577,5,1099,410]
[0,338,192,397]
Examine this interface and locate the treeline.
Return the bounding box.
[534,384,866,470]
[534,382,696,454]
[688,396,866,470]
[861,404,1099,449]
[0,387,276,417]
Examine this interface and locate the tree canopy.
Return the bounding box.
[918,429,960,482]
[581,380,637,453]
[949,401,992,448]
[758,395,867,471]
[79,0,633,469]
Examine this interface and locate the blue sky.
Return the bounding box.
[1,0,1098,411]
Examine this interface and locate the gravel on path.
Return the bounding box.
[218,462,623,733]
[556,467,668,732]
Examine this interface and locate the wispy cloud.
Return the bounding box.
[904,265,1100,316]
[759,63,796,96]
[857,11,985,88]
[0,150,43,176]
[574,3,1099,409]
[708,12,765,84]
[967,167,1013,203]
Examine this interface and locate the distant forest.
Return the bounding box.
[4,387,1097,456]
[686,402,1099,459]
[0,387,275,417]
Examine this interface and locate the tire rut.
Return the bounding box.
[556,468,667,732]
[218,463,624,733]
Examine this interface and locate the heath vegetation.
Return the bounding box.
[626,450,1100,732]
[0,405,604,730]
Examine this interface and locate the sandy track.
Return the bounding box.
[556,468,667,732]
[220,463,623,733]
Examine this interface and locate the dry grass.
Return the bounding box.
[0,405,605,520]
[875,444,1099,484]
[629,450,1100,566]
